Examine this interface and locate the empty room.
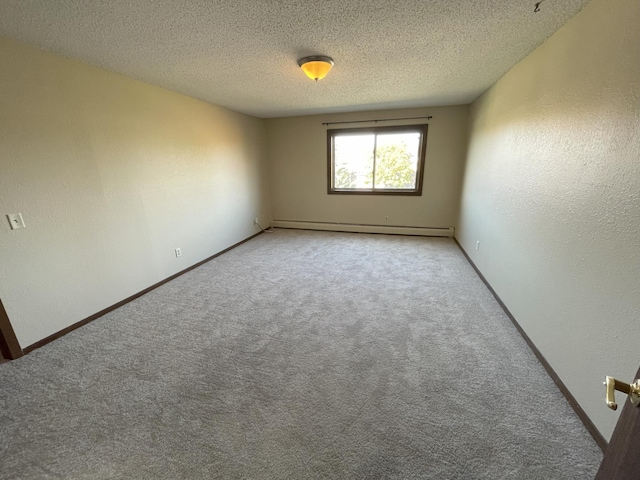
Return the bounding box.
[1,0,638,478]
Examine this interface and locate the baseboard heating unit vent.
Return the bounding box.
[272,220,454,237]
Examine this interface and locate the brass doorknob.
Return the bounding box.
[604,376,640,410]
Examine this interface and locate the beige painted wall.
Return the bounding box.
[457,0,639,440]
[0,37,271,347]
[266,106,468,228]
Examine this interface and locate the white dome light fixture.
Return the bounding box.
[298,56,335,82]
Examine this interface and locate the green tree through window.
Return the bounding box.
[328,124,427,195]
[374,142,416,189]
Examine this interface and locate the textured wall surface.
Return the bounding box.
[0,37,271,347]
[0,0,591,117]
[457,0,639,440]
[266,106,468,228]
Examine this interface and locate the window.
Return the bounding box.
[327,124,427,195]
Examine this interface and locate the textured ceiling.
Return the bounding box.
[0,0,591,118]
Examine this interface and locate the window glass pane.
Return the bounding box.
[373,132,420,189]
[333,134,375,189]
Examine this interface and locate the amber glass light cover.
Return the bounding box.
[298,56,334,81]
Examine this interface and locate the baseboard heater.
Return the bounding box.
[272,220,454,237]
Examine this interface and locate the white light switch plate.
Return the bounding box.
[7,213,25,230]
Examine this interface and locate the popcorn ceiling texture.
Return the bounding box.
[0,0,591,117]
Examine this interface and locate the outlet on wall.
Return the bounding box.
[475,241,480,251]
[175,248,182,258]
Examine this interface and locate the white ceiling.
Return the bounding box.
[0,0,591,118]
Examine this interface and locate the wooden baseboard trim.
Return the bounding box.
[0,299,23,360]
[23,231,263,354]
[454,238,608,452]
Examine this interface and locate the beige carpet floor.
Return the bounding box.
[0,229,602,479]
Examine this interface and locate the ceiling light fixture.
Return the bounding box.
[298,56,334,82]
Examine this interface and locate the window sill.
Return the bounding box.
[328,189,422,196]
